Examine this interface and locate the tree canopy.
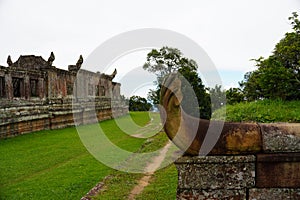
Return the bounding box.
[240,12,300,101]
[225,87,244,105]
[129,95,152,111]
[143,47,198,84]
[143,46,211,119]
[209,85,226,111]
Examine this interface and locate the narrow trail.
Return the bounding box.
[82,114,170,200]
[128,141,172,200]
[131,117,163,138]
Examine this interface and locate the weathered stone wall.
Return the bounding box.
[175,123,300,200]
[0,53,128,138]
[0,97,128,138]
[0,100,49,137]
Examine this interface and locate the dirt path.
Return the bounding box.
[82,141,172,200]
[131,116,163,138]
[128,141,172,200]
[81,176,112,200]
[82,115,169,200]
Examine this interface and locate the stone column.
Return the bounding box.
[5,73,12,99]
[47,70,57,99]
[38,78,45,99]
[107,81,112,98]
[24,75,30,99]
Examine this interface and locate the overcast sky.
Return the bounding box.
[0,0,299,97]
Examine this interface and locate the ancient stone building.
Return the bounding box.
[0,53,127,138]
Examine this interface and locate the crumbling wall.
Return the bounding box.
[0,53,128,138]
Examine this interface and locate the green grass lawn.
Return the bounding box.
[0,127,111,199]
[212,99,300,123]
[0,111,177,200]
[0,112,152,200]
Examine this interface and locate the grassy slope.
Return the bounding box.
[0,112,150,200]
[212,99,300,123]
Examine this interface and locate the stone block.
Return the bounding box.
[260,123,300,152]
[256,153,300,188]
[249,188,292,200]
[176,156,255,190]
[291,189,300,199]
[177,189,246,200]
[216,122,262,154]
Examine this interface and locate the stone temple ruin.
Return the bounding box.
[0,53,127,138]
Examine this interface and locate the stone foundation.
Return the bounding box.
[0,98,128,138]
[175,123,300,199]
[176,155,255,199]
[176,153,300,200]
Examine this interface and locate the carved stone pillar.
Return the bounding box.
[38,78,45,99]
[5,73,12,99]
[24,75,30,99]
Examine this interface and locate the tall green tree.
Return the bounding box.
[143,47,198,84]
[129,95,152,111]
[143,47,211,119]
[147,88,160,106]
[209,85,226,111]
[274,12,300,73]
[226,87,244,105]
[240,12,300,100]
